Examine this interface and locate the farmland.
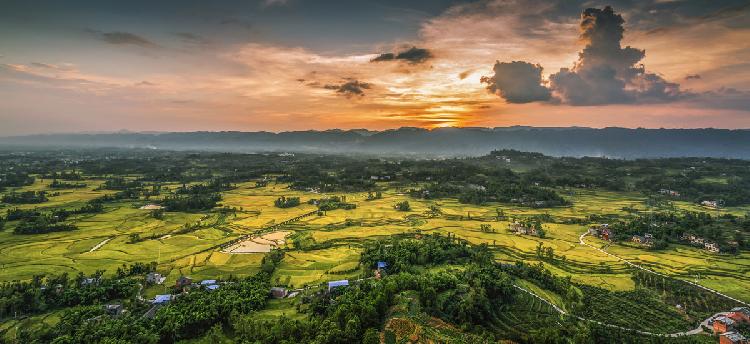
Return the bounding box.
[1,149,749,343]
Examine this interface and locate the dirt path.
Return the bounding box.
[579,232,748,306]
[511,283,707,337]
[89,237,113,252]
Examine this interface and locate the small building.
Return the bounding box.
[720,332,747,344]
[659,189,680,197]
[81,278,99,287]
[153,294,173,304]
[509,222,525,233]
[704,242,720,253]
[205,284,220,291]
[701,200,719,208]
[377,261,388,270]
[631,235,645,244]
[631,234,653,246]
[327,280,349,291]
[175,276,192,288]
[199,280,217,286]
[730,307,750,323]
[105,304,124,316]
[714,315,736,333]
[509,222,537,236]
[589,224,611,241]
[270,287,288,299]
[146,272,164,285]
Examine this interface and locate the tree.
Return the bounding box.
[394,201,411,211]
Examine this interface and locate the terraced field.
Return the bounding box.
[1,178,749,306]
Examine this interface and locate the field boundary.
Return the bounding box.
[162,209,320,264]
[579,231,749,307]
[511,283,704,337]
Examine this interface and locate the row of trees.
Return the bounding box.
[610,211,749,252]
[2,191,48,204]
[0,270,139,319]
[274,196,301,208]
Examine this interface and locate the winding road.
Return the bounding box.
[512,231,750,337]
[511,283,707,337]
[579,231,748,307]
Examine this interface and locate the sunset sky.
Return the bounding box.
[1,0,749,135]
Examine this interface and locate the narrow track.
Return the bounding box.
[579,231,748,307]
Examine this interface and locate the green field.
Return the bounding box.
[0,177,747,344]
[2,179,749,304]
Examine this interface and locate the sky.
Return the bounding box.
[0,0,749,135]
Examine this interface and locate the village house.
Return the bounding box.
[270,287,288,298]
[175,276,192,289]
[714,315,737,333]
[327,280,349,291]
[704,241,721,253]
[589,224,611,241]
[720,331,748,344]
[199,279,216,286]
[701,200,719,208]
[152,294,173,304]
[80,277,99,287]
[681,234,720,252]
[146,272,165,284]
[631,233,654,246]
[731,307,750,323]
[509,222,537,236]
[658,189,681,197]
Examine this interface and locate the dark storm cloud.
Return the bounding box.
[371,46,433,64]
[87,30,158,48]
[481,61,550,103]
[324,79,371,97]
[484,6,685,106]
[549,6,683,105]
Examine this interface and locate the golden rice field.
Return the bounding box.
[1,179,749,302]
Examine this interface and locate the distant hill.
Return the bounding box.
[2,127,750,159]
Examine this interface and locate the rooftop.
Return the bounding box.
[328,280,349,288]
[153,294,173,303]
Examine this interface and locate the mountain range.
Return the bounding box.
[2,127,749,159]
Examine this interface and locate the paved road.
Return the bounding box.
[511,283,709,337]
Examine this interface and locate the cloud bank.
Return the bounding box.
[371,46,433,64]
[324,79,371,97]
[483,6,684,105]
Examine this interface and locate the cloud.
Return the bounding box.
[371,46,433,64]
[88,30,158,48]
[30,62,75,71]
[691,87,750,110]
[480,61,550,103]
[174,32,209,45]
[483,6,686,106]
[324,80,371,97]
[685,74,701,80]
[262,0,288,8]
